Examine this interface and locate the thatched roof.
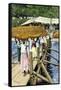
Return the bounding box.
[12,26,47,39]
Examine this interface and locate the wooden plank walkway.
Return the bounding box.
[12,59,37,86]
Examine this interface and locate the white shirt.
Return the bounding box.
[21,43,26,53]
[39,37,44,44]
[28,38,33,51]
[36,41,39,47]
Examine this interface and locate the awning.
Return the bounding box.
[21,16,59,25]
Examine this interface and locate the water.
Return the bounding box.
[12,41,17,55]
[50,41,59,83]
[11,40,59,83]
[11,41,18,63]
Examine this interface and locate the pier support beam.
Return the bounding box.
[41,62,53,83]
[17,47,21,63]
[29,52,37,85]
[33,71,49,83]
[29,52,33,74]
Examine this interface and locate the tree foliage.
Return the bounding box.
[11,4,59,18]
[11,4,59,26]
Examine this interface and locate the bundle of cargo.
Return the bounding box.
[12,26,47,40]
[53,31,59,38]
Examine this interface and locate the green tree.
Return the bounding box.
[10,4,59,26]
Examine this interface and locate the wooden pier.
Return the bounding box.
[12,58,38,86]
[11,26,59,86]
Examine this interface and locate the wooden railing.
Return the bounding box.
[29,46,59,85]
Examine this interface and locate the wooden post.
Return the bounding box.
[17,40,21,63]
[41,62,53,83]
[37,63,41,74]
[29,52,33,75]
[29,52,37,85]
[37,47,39,57]
[33,71,49,83]
[46,37,53,80]
[17,47,21,63]
[47,37,51,53]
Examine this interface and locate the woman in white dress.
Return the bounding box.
[31,43,37,58]
[21,41,29,75]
